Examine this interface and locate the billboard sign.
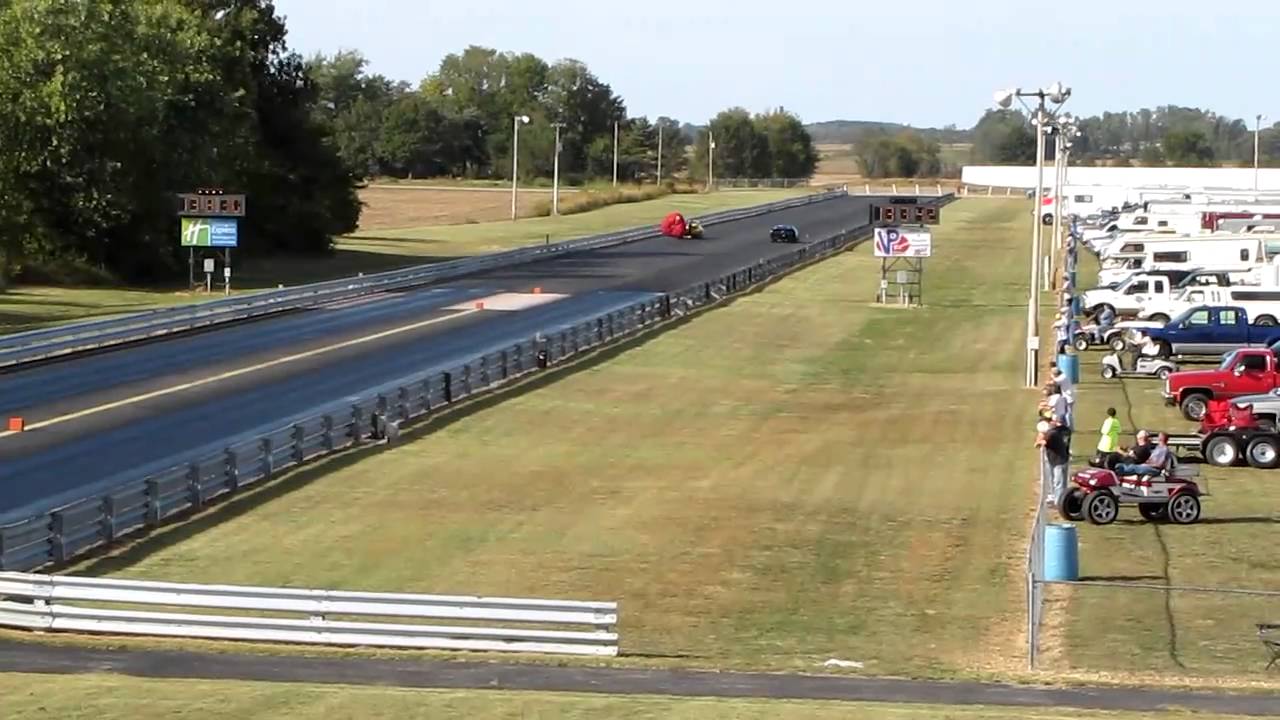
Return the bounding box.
[181,217,239,247]
[873,227,931,257]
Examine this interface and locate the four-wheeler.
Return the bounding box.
[770,224,800,243]
[1058,463,1206,525]
[1072,319,1162,352]
[1100,350,1178,380]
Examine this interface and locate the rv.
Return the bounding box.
[1095,236,1272,287]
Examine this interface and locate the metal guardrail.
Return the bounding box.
[0,189,849,369]
[0,571,618,655]
[0,194,955,572]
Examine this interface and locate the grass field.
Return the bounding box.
[0,674,1255,720]
[0,189,805,335]
[1036,248,1280,681]
[54,199,1040,678]
[813,142,971,185]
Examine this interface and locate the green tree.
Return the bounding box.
[1163,127,1215,165]
[654,116,689,179]
[971,109,1035,164]
[754,108,819,178]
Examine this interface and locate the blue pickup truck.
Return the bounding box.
[1141,305,1280,358]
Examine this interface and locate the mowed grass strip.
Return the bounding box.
[73,200,1035,676]
[1039,247,1280,683]
[0,189,806,335]
[1,674,1257,720]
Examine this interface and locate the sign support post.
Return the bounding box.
[869,198,938,308]
[176,188,244,294]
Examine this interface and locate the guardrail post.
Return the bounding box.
[101,495,118,543]
[398,386,411,421]
[292,424,305,463]
[443,372,453,403]
[187,463,205,509]
[322,415,335,451]
[51,510,68,564]
[225,449,239,493]
[501,349,510,380]
[146,478,162,526]
[461,365,472,396]
[421,378,433,412]
[0,527,7,568]
[261,437,275,479]
[479,355,489,387]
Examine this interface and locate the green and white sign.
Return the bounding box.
[180,217,239,247]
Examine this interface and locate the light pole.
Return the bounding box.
[613,120,619,187]
[657,123,663,185]
[707,131,715,191]
[510,114,530,221]
[1255,114,1267,190]
[1049,116,1078,291]
[551,121,565,216]
[994,82,1072,388]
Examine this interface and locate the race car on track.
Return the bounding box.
[660,212,704,239]
[770,224,799,243]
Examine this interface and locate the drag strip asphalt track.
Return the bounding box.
[0,196,874,516]
[0,641,1275,716]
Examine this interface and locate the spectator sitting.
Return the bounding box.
[1114,432,1171,477]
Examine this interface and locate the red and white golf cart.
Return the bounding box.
[1058,462,1206,525]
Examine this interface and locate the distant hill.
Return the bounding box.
[806,120,972,145]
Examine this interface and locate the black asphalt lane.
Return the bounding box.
[0,195,872,514]
[0,642,1274,716]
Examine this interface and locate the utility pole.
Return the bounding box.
[657,124,663,185]
[613,120,619,187]
[1256,114,1266,191]
[552,122,564,216]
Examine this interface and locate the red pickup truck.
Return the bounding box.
[1164,348,1280,420]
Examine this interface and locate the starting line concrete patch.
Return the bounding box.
[445,292,569,312]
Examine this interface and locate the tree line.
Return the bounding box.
[308,47,819,185]
[0,4,821,287]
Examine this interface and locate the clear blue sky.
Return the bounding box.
[273,0,1280,129]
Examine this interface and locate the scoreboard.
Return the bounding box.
[177,188,246,218]
[870,199,939,226]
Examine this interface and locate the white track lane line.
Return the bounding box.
[0,308,481,438]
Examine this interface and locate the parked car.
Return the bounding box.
[770,224,799,243]
[1138,305,1280,358]
[1163,347,1280,420]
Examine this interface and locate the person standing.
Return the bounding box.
[1050,362,1076,429]
[1038,417,1071,504]
[1096,407,1121,466]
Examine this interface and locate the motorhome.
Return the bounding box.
[1136,285,1280,324]
[1095,236,1274,287]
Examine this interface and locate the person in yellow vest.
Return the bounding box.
[1096,407,1122,468]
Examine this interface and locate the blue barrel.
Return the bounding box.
[1057,352,1079,384]
[1043,523,1080,581]
[1071,294,1081,316]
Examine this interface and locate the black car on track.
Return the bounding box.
[770,224,799,243]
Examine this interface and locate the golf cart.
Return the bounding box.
[1059,462,1206,525]
[1100,350,1179,380]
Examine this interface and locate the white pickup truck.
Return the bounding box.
[1080,271,1236,318]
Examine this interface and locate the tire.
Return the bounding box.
[1138,503,1168,521]
[1180,393,1210,422]
[1157,366,1173,380]
[1150,313,1170,324]
[1073,334,1091,352]
[1109,336,1128,352]
[1058,487,1086,522]
[1204,434,1239,467]
[1167,493,1201,525]
[1085,490,1119,525]
[1246,435,1280,469]
[1042,213,1054,226]
[1101,364,1118,380]
[1256,315,1278,327]
[1154,340,1172,359]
